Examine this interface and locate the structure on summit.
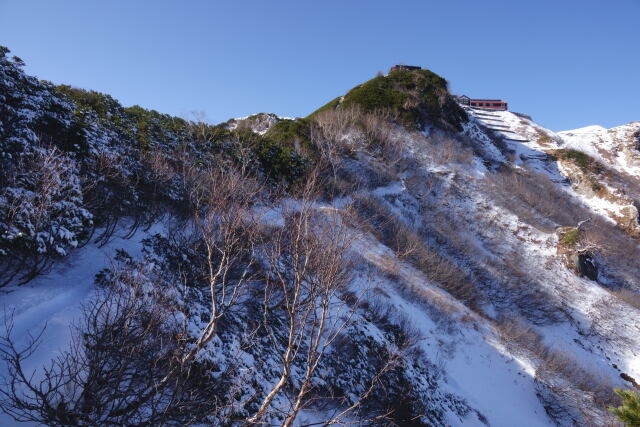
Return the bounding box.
[387,69,509,111]
[456,95,508,111]
[389,64,422,72]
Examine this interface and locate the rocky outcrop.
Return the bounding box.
[556,226,599,281]
[570,251,598,281]
[225,112,280,134]
[554,151,640,236]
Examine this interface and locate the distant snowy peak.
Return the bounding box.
[560,125,607,135]
[559,121,640,177]
[559,122,640,142]
[224,112,282,134]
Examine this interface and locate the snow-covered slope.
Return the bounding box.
[384,119,640,424]
[2,51,640,426]
[560,122,640,177]
[463,107,640,234]
[0,224,163,427]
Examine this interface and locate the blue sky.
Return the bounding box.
[1,0,638,131]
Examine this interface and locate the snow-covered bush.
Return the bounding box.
[0,147,92,285]
[0,46,194,282]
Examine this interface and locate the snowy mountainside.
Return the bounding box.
[1,49,640,426]
[466,108,640,234]
[560,122,640,178]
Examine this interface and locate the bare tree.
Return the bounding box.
[0,270,230,426]
[241,172,343,424]
[247,174,405,425]
[179,160,264,365]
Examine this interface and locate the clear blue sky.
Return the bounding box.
[1,0,638,131]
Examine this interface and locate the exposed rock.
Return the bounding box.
[619,204,640,233]
[570,252,598,281]
[225,112,280,134]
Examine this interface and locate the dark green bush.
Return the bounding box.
[265,119,311,149]
[560,227,580,246]
[553,149,602,174]
[609,388,640,425]
[220,120,310,183]
[253,139,307,183]
[124,105,188,149]
[57,85,123,120]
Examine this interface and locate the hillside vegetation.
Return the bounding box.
[1,47,640,427]
[311,68,467,131]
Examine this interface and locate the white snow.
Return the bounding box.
[564,125,607,134]
[0,224,162,426]
[349,231,552,426]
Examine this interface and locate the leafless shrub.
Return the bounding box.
[485,167,590,231]
[359,108,400,159]
[351,195,481,310]
[427,134,475,166]
[143,149,178,184]
[310,106,403,199]
[311,105,364,184]
[496,316,544,356]
[312,105,401,164]
[313,105,363,146]
[356,246,462,325]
